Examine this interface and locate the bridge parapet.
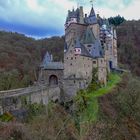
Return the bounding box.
[0,84,49,99]
[0,84,60,115]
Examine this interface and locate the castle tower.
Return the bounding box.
[65,7,87,46]
[86,6,100,39]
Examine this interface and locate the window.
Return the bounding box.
[74,80,76,83]
[93,61,96,64]
[71,57,73,60]
[87,45,91,47]
[67,57,68,59]
[101,60,103,63]
[70,63,72,66]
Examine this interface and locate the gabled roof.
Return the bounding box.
[75,37,92,58]
[81,27,96,44]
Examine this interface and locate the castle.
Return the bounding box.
[0,5,118,115]
[41,5,118,101]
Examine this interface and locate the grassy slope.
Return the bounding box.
[76,73,122,129]
[89,73,121,98]
[84,74,140,140]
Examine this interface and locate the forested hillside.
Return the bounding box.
[0,20,140,90]
[0,20,140,139]
[0,31,64,90]
[117,20,140,76]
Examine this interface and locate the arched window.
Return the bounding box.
[49,75,58,86]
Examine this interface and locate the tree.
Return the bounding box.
[108,15,125,26]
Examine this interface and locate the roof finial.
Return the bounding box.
[77,2,79,8]
[72,6,74,11]
[90,0,94,7]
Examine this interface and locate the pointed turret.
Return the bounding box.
[42,51,52,64]
[85,6,97,25]
[89,7,96,17]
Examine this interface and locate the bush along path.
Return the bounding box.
[73,72,122,137]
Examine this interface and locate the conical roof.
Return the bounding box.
[81,27,96,44]
[89,7,96,17]
[84,7,97,24]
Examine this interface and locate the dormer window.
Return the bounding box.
[87,45,91,47]
[75,48,81,55]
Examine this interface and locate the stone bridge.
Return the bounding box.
[0,84,61,115]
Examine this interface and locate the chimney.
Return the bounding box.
[79,6,84,23]
[97,14,99,18]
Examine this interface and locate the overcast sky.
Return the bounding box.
[0,0,139,38]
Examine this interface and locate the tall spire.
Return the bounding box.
[89,0,96,16]
[90,0,94,7]
[89,6,96,17]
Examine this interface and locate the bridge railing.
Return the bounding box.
[0,84,49,99]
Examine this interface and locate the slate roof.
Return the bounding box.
[81,27,104,58]
[91,40,104,58]
[42,62,64,70]
[41,52,64,70]
[81,27,96,44]
[42,51,52,65]
[75,37,92,58]
[85,7,97,25]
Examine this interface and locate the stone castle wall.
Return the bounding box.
[0,85,60,115]
[65,23,87,44]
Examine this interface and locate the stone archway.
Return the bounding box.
[49,75,58,86]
